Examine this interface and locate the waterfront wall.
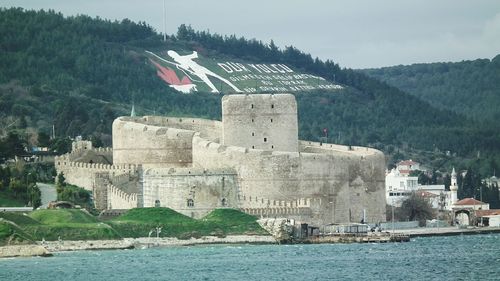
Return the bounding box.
[141,166,239,218]
[192,135,386,225]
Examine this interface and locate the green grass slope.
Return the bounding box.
[29,209,98,224]
[0,212,40,225]
[23,209,120,241]
[1,208,268,242]
[0,220,34,246]
[109,208,268,239]
[113,207,194,224]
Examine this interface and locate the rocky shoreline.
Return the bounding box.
[0,235,276,258]
[0,244,52,258]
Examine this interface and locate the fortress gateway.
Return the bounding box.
[55,94,386,225]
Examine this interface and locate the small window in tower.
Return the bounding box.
[252,146,255,149]
[271,145,274,149]
[251,104,254,109]
[252,132,255,136]
[270,119,273,123]
[187,199,194,207]
[252,119,254,122]
[264,138,267,142]
[271,104,274,109]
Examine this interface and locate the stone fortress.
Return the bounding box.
[55,94,386,226]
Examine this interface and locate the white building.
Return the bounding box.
[483,176,499,188]
[385,168,450,209]
[385,169,418,206]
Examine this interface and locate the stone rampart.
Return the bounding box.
[192,135,386,225]
[113,117,195,167]
[107,184,138,209]
[141,166,238,218]
[64,147,113,162]
[242,207,312,218]
[129,116,222,142]
[299,140,381,157]
[238,194,312,209]
[55,155,138,191]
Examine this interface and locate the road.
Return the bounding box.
[37,182,57,208]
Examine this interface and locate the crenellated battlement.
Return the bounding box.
[55,159,138,172]
[238,194,313,209]
[241,207,312,217]
[299,140,383,157]
[142,166,236,177]
[107,184,138,209]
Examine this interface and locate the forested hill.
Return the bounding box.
[1,8,499,164]
[360,57,500,124]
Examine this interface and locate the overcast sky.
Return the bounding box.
[2,0,500,68]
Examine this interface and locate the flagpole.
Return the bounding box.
[163,0,167,42]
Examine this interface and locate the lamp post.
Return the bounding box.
[329,201,335,234]
[391,198,395,234]
[480,185,483,227]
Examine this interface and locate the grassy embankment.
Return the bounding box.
[0,208,268,244]
[109,208,268,238]
[0,212,38,246]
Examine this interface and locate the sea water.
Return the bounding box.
[1,234,499,281]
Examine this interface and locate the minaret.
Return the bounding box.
[450,167,458,205]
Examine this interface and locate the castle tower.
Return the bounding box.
[221,94,298,152]
[450,167,458,205]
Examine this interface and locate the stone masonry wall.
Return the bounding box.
[131,116,222,142]
[107,184,138,209]
[113,117,195,167]
[141,166,238,218]
[55,155,137,191]
[192,135,386,225]
[222,94,298,152]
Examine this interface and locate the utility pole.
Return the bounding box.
[391,201,395,234]
[480,184,483,227]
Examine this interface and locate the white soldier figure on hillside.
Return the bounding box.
[167,50,242,93]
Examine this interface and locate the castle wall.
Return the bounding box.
[141,167,238,218]
[55,155,137,191]
[222,94,298,152]
[66,147,113,163]
[192,136,386,225]
[131,116,222,142]
[70,148,113,165]
[113,117,195,167]
[107,184,138,209]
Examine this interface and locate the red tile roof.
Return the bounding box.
[416,190,438,198]
[398,160,419,166]
[455,198,486,206]
[476,209,500,217]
